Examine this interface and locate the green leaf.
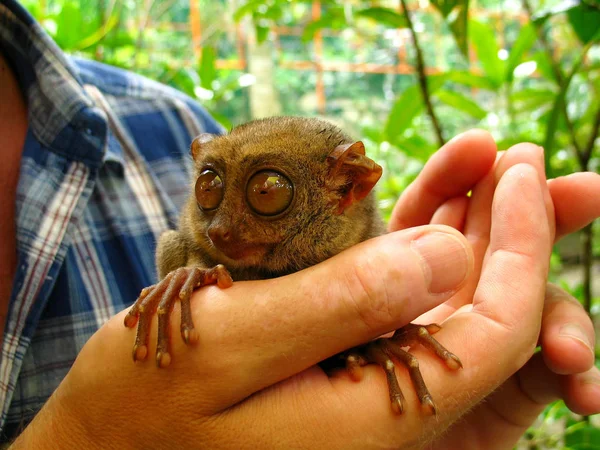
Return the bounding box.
[448,6,470,58]
[533,0,600,45]
[567,2,600,44]
[171,67,200,98]
[302,19,324,42]
[505,23,537,83]
[430,0,470,57]
[574,95,600,128]
[565,423,600,449]
[386,83,425,140]
[429,0,461,17]
[207,110,232,129]
[580,60,600,74]
[355,7,407,28]
[20,0,43,20]
[263,3,283,21]
[531,50,556,81]
[303,6,408,42]
[510,88,556,112]
[199,46,217,90]
[435,88,487,119]
[385,75,447,141]
[233,0,264,22]
[255,25,270,43]
[302,8,346,42]
[468,20,505,88]
[54,2,84,50]
[446,70,498,90]
[532,0,579,25]
[75,13,119,50]
[394,135,437,162]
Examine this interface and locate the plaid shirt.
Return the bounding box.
[0,0,223,437]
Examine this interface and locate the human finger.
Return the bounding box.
[548,172,600,240]
[424,356,600,450]
[561,367,600,416]
[452,143,551,313]
[494,143,555,240]
[540,283,595,375]
[430,196,469,230]
[389,129,497,232]
[470,163,551,372]
[404,163,553,447]
[512,354,600,418]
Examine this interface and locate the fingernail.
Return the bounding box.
[559,324,594,355]
[411,232,470,294]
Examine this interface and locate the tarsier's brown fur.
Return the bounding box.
[129,116,461,415]
[157,116,386,280]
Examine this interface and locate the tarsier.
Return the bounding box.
[124,116,462,415]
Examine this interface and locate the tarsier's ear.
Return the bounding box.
[326,141,382,214]
[190,133,216,161]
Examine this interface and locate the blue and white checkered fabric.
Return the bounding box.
[0,0,223,435]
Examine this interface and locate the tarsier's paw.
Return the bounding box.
[343,323,462,415]
[124,265,233,368]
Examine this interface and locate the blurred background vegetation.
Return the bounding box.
[22,0,600,447]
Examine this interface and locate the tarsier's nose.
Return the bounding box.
[208,226,231,246]
[207,225,264,261]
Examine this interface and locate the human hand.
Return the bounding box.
[391,130,600,449]
[11,225,476,448]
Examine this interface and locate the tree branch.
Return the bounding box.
[134,0,156,69]
[582,106,600,165]
[522,0,582,154]
[399,0,445,147]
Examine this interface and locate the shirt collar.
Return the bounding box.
[0,0,109,169]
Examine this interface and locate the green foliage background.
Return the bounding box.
[21,0,600,447]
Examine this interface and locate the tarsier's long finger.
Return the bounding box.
[132,278,170,362]
[342,323,462,415]
[156,269,188,368]
[366,341,405,414]
[128,265,234,367]
[393,323,441,338]
[394,325,462,370]
[423,323,442,335]
[344,352,368,381]
[179,268,202,345]
[123,284,157,328]
[209,264,234,289]
[176,265,232,345]
[383,340,436,415]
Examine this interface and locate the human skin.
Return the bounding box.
[11,129,600,449]
[0,50,27,345]
[392,132,600,448]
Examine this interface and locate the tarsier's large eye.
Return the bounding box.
[195,169,224,211]
[246,170,293,216]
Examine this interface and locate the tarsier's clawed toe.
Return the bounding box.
[344,323,461,415]
[124,265,233,367]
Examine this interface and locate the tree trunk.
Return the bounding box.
[246,30,282,119]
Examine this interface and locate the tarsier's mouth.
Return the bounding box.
[211,239,268,262]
